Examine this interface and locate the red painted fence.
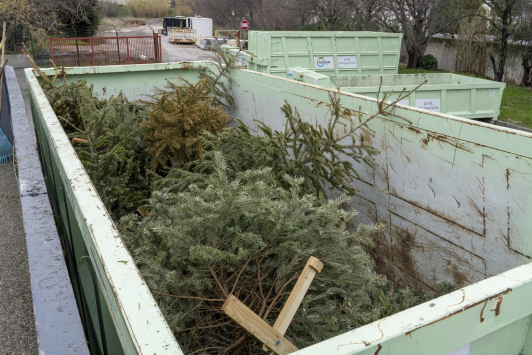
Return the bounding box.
[50,35,162,67]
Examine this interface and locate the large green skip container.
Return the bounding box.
[246,31,403,77]
[331,73,505,121]
[26,63,532,355]
[288,68,506,122]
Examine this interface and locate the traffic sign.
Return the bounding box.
[240,20,249,30]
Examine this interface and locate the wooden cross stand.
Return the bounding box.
[221,256,324,355]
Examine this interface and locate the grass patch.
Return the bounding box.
[498,84,532,128]
[399,67,532,128]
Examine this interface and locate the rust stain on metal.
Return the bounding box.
[490,296,503,316]
[375,344,382,354]
[466,197,485,218]
[404,288,512,337]
[407,126,422,135]
[479,300,487,322]
[391,194,484,238]
[453,196,461,208]
[428,185,436,198]
[451,266,468,286]
[420,133,473,153]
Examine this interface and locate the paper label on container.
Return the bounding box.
[314,56,335,69]
[288,69,293,76]
[416,98,441,112]
[338,56,357,68]
[314,77,320,84]
[444,343,470,355]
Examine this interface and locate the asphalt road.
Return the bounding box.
[0,162,38,355]
[99,22,217,63]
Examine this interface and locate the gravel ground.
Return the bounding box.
[0,162,38,355]
[98,20,217,62]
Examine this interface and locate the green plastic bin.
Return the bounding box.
[246,31,403,77]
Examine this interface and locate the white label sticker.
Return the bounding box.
[264,34,268,38]
[444,343,470,355]
[396,99,410,106]
[314,56,335,69]
[314,77,320,85]
[416,98,441,112]
[393,39,397,44]
[338,56,357,68]
[288,69,293,76]
[490,89,495,97]
[262,69,267,74]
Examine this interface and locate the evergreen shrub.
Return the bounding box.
[419,54,439,71]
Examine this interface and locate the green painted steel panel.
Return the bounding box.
[247,31,402,77]
[25,64,187,355]
[26,63,532,355]
[289,71,505,121]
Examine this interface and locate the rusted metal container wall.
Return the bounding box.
[26,63,532,354]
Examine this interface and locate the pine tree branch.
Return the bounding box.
[262,273,299,320]
[152,291,226,302]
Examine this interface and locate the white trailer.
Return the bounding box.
[187,17,213,39]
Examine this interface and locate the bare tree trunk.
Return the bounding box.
[407,50,422,68]
[497,25,510,81]
[489,52,499,80]
[522,51,532,86]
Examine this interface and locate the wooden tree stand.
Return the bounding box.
[222,256,324,355]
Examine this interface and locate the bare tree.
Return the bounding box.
[377,0,467,68]
[187,0,299,29]
[516,1,532,85]
[346,0,385,30]
[307,0,359,30]
[479,0,527,82]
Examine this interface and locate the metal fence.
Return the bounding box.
[50,35,162,67]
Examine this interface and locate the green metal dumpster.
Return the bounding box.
[26,62,532,355]
[288,68,506,122]
[246,31,403,77]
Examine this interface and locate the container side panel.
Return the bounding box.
[229,69,532,292]
[469,315,531,355]
[26,66,184,355]
[292,263,532,355]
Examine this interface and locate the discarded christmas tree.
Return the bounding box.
[141,78,234,171]
[120,152,382,354]
[156,93,379,199]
